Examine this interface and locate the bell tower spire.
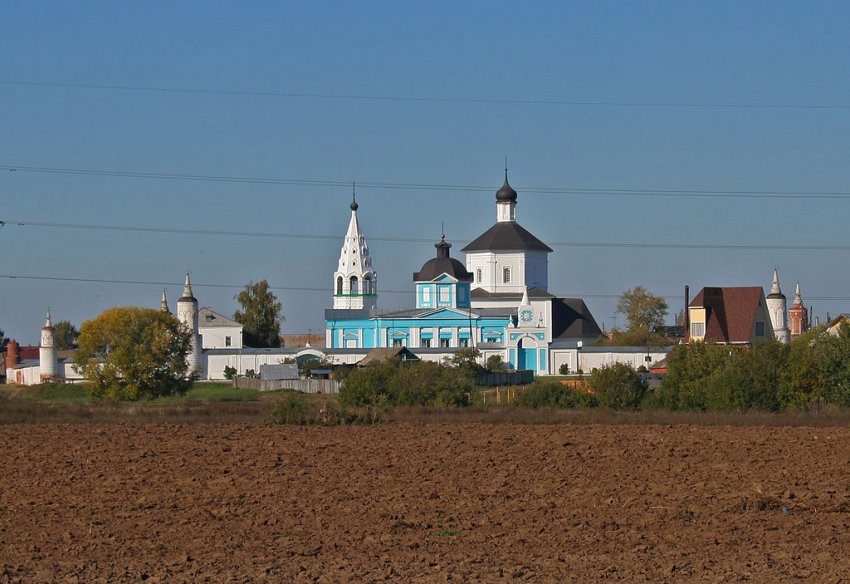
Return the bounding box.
[333,187,378,310]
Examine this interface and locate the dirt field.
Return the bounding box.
[1,423,849,583]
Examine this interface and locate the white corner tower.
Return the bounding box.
[333,188,378,310]
[39,308,58,382]
[177,273,201,374]
[766,269,790,344]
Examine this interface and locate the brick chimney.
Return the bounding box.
[5,339,19,370]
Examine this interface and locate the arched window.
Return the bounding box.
[350,276,359,295]
[364,275,373,295]
[336,276,343,295]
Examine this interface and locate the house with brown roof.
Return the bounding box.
[688,287,774,345]
[826,313,850,337]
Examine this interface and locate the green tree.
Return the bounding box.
[53,320,79,350]
[0,327,8,350]
[73,307,192,400]
[485,354,507,373]
[778,326,850,410]
[233,280,283,348]
[703,341,786,411]
[443,348,484,378]
[615,286,669,345]
[588,362,647,410]
[656,342,732,410]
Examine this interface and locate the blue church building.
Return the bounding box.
[324,173,604,374]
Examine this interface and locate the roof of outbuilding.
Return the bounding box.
[470,287,555,300]
[198,307,242,328]
[358,347,420,366]
[551,298,603,340]
[461,222,553,253]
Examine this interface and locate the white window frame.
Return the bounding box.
[503,267,511,283]
[690,322,705,337]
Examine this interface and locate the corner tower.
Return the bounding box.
[39,308,58,382]
[789,282,809,338]
[177,273,201,374]
[766,269,790,344]
[333,190,378,310]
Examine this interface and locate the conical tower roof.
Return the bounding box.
[179,273,196,302]
[767,269,785,299]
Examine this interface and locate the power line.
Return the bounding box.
[2,273,847,302]
[3,219,849,252]
[2,79,848,111]
[4,164,850,200]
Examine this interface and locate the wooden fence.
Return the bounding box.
[233,377,340,394]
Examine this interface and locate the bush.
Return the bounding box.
[269,393,387,425]
[337,362,397,408]
[339,361,472,409]
[587,363,647,411]
[223,366,237,380]
[270,393,311,424]
[512,380,597,409]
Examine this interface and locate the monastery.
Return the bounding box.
[10,172,818,384]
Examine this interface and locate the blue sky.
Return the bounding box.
[3,1,850,343]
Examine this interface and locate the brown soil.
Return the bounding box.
[1,423,849,582]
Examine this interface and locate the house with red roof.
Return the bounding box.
[687,287,774,345]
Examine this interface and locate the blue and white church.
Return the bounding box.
[325,174,611,374]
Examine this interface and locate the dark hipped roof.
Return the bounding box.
[689,287,765,343]
[552,298,603,340]
[461,222,553,253]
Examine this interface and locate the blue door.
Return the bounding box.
[517,338,537,371]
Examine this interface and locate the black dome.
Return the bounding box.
[413,236,473,282]
[496,177,517,203]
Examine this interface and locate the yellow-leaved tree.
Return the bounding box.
[74,307,193,400]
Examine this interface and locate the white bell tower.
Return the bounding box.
[333,189,378,310]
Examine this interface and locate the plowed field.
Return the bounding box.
[1,423,849,582]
